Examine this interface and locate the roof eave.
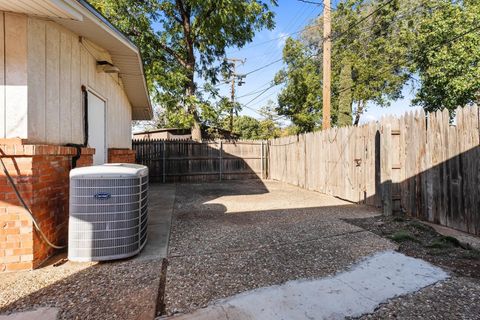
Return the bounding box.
[69,0,153,120]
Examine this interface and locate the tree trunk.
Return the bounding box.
[186,79,202,142]
[354,100,365,126]
[177,0,202,141]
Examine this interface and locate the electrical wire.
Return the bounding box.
[244,82,281,106]
[335,21,480,96]
[0,154,66,249]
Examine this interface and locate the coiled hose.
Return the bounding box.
[0,154,66,249]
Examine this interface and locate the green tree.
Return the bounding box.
[411,0,480,113]
[230,115,262,139]
[90,0,277,140]
[276,0,411,128]
[274,38,322,132]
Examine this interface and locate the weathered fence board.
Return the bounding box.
[269,105,480,236]
[133,139,266,183]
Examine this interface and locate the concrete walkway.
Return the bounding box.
[138,183,176,261]
[169,251,448,320]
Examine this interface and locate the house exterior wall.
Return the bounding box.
[108,149,136,163]
[0,13,138,272]
[0,140,94,272]
[0,13,133,149]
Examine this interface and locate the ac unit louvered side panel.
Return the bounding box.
[68,166,149,262]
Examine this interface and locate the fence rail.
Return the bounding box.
[133,139,267,183]
[268,105,480,236]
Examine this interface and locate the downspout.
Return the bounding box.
[65,85,89,168]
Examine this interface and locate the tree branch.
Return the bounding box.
[158,42,188,68]
[175,0,195,68]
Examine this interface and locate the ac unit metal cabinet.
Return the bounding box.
[68,164,149,262]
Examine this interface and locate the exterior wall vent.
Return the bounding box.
[68,164,149,262]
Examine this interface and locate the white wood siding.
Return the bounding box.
[0,14,132,148]
[1,13,28,139]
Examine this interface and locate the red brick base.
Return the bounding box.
[108,148,136,163]
[0,139,94,272]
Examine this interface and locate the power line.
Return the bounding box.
[297,0,323,5]
[244,82,281,106]
[330,0,396,42]
[244,57,284,76]
[237,81,273,98]
[335,20,480,96]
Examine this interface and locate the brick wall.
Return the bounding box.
[0,140,94,272]
[108,148,136,163]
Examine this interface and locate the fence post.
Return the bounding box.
[162,141,166,183]
[219,141,223,181]
[381,124,392,216]
[261,141,264,179]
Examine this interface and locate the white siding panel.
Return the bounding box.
[45,22,60,144]
[5,13,28,139]
[25,17,133,147]
[0,13,5,138]
[59,30,72,143]
[27,17,46,142]
[70,36,82,143]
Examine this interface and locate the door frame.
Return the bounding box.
[87,88,108,164]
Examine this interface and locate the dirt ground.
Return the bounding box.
[164,180,480,319]
[164,180,397,315]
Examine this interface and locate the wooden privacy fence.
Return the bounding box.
[133,139,267,183]
[269,105,480,236]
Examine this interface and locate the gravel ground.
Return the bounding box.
[353,276,480,320]
[0,254,162,319]
[347,215,480,319]
[164,180,397,315]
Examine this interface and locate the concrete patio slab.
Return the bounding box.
[169,251,448,320]
[0,308,58,320]
[163,180,398,315]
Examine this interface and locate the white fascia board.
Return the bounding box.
[50,0,83,21]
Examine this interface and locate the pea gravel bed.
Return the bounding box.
[0,255,163,319]
[164,180,397,316]
[347,215,480,319]
[353,276,480,320]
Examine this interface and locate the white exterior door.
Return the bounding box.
[88,92,106,165]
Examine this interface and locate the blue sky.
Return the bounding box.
[212,0,421,126]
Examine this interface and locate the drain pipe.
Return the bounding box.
[0,154,66,249]
[64,86,89,169]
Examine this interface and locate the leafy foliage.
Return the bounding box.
[228,115,281,140]
[274,38,322,132]
[276,0,411,130]
[90,0,277,139]
[411,0,480,113]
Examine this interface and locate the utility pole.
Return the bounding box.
[226,58,245,132]
[322,0,332,129]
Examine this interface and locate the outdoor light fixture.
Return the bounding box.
[97,60,120,74]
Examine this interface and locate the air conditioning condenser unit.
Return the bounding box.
[68,164,149,262]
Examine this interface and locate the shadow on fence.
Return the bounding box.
[268,106,480,236]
